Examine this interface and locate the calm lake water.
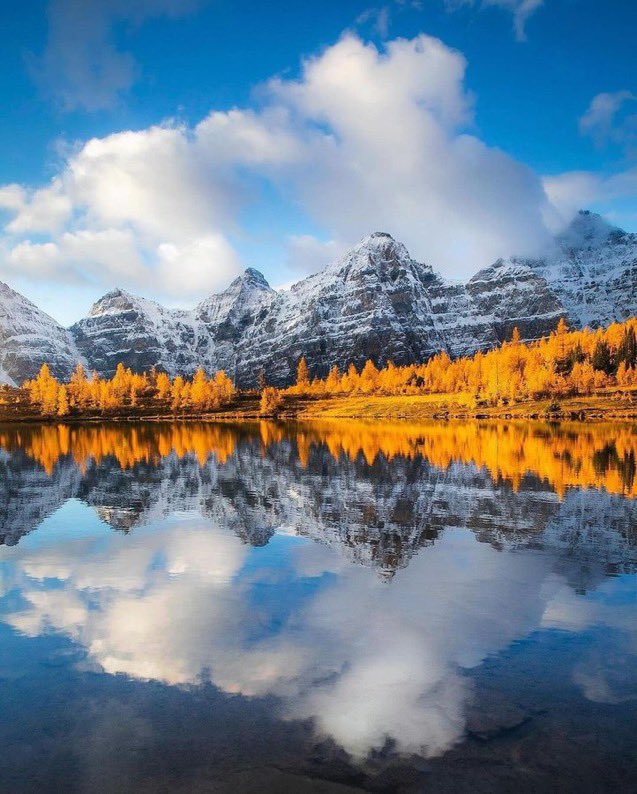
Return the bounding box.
[1,420,636,792]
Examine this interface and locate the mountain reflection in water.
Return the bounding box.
[0,420,636,792]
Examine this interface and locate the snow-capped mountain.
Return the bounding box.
[70,287,198,378]
[531,211,637,327]
[0,281,84,385]
[0,211,635,386]
[2,429,636,583]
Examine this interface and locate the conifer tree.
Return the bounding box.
[296,356,310,390]
[260,386,283,416]
[191,368,209,409]
[592,340,613,375]
[57,385,70,417]
[156,372,171,401]
[171,376,185,411]
[618,326,637,369]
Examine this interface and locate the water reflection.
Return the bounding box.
[0,420,636,789]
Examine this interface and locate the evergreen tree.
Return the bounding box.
[618,326,637,369]
[156,372,171,401]
[592,340,614,375]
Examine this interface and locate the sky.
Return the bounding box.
[0,0,635,325]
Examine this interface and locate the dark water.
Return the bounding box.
[0,420,636,793]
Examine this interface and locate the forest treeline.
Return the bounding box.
[15,316,637,418]
[262,317,637,414]
[22,363,236,417]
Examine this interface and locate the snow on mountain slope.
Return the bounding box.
[231,232,499,384]
[0,282,83,384]
[1,211,636,387]
[528,211,637,329]
[193,267,277,377]
[467,258,565,342]
[70,288,198,378]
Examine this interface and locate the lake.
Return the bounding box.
[1,420,636,792]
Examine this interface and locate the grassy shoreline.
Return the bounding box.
[292,390,637,421]
[3,386,637,424]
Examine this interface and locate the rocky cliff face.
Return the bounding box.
[224,232,499,385]
[1,211,636,386]
[0,281,83,385]
[70,288,198,378]
[530,211,637,328]
[63,231,534,386]
[467,259,565,343]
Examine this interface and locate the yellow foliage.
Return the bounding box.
[260,387,283,416]
[4,420,637,501]
[282,316,637,404]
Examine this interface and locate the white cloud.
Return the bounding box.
[156,235,240,295]
[284,235,347,278]
[579,90,637,152]
[263,33,553,276]
[2,179,72,234]
[0,123,245,301]
[8,241,63,278]
[445,0,545,41]
[69,125,241,243]
[195,107,304,167]
[484,0,544,40]
[544,166,637,226]
[7,230,147,285]
[32,0,203,111]
[0,30,587,311]
[0,184,27,213]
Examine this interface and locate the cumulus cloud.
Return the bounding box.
[2,31,566,312]
[264,33,553,275]
[0,123,244,301]
[32,0,203,111]
[544,166,637,226]
[7,229,146,284]
[0,180,72,233]
[544,91,637,228]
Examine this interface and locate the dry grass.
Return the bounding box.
[295,389,637,420]
[3,383,637,424]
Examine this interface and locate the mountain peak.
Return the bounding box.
[88,287,144,318]
[219,268,273,300]
[557,210,620,250]
[0,281,35,305]
[238,267,271,290]
[357,231,397,249]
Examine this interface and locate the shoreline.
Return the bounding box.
[2,389,637,424]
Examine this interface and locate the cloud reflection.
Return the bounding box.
[5,502,633,760]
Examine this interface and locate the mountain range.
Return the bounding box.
[1,210,636,387]
[2,426,635,585]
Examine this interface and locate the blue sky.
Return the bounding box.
[0,0,635,325]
